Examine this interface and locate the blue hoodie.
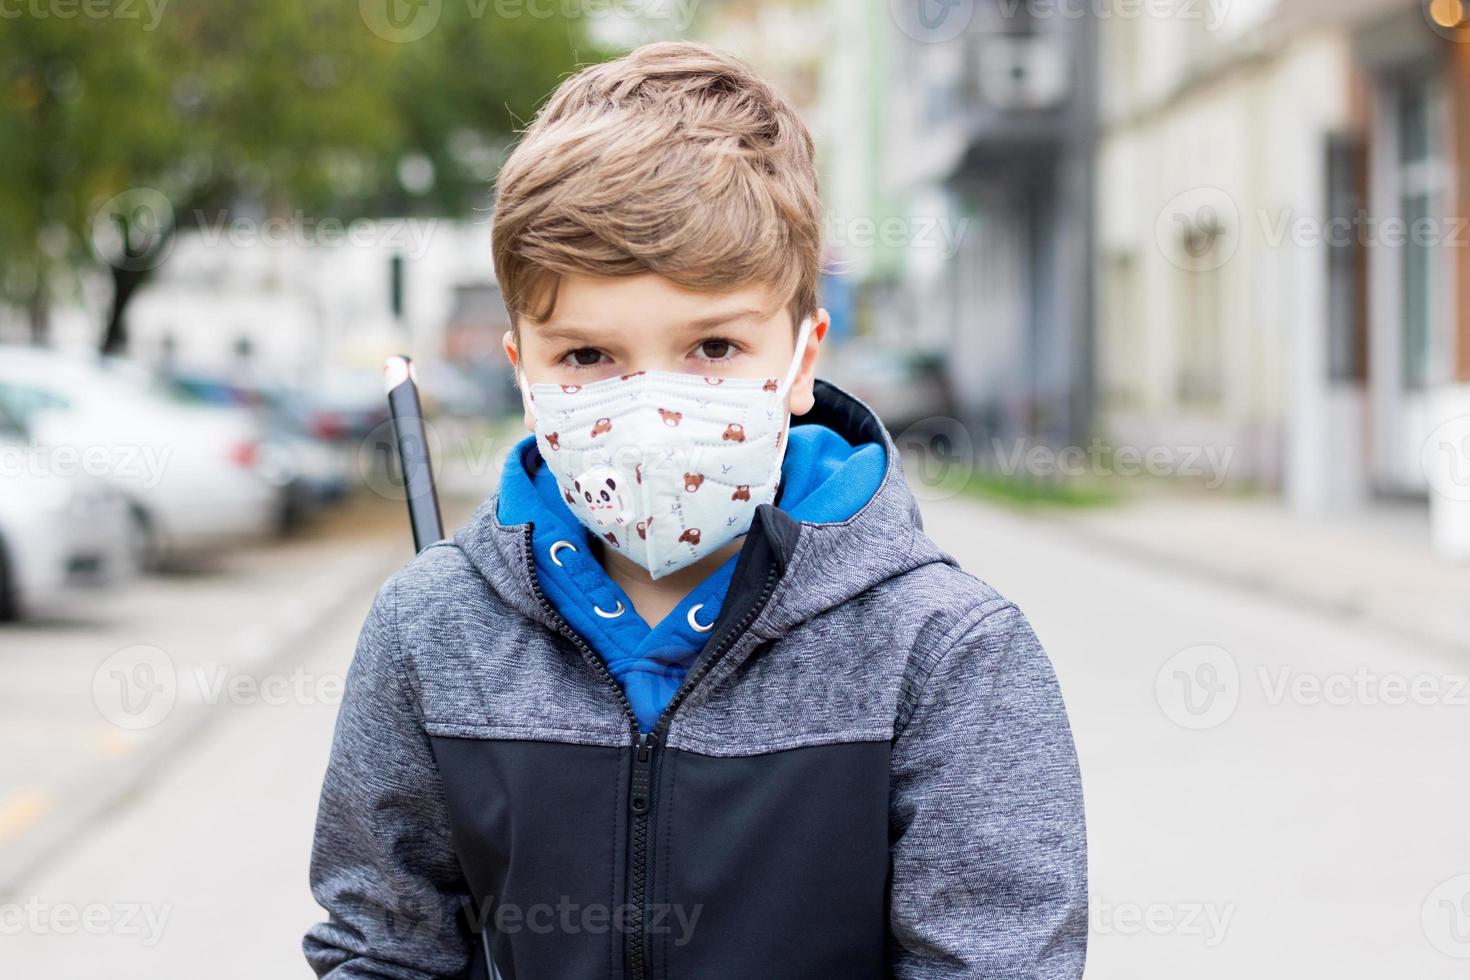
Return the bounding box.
[497,423,886,730]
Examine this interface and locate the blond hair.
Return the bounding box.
[492,42,821,331]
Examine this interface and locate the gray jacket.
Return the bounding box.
[306,382,1087,979]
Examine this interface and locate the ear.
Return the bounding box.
[786,309,830,417]
[503,329,535,432]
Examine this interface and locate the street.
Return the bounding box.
[3,486,1468,977]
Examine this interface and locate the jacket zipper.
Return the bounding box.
[520,524,782,980]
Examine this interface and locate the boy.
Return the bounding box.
[306,42,1086,979]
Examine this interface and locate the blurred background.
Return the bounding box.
[3,0,1470,976]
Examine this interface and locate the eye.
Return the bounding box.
[600,491,610,502]
[695,338,736,361]
[562,348,607,368]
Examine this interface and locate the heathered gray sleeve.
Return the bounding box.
[304,576,474,979]
[888,602,1088,979]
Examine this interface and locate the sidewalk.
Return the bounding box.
[0,494,457,895]
[1047,492,1470,655]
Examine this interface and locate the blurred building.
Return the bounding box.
[885,0,1099,450]
[1095,0,1470,552]
[121,219,504,387]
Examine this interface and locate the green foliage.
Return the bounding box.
[0,0,613,342]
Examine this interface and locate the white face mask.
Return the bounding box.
[524,318,813,579]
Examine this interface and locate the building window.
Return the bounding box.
[1099,251,1141,411]
[1326,135,1366,382]
[1396,74,1445,391]
[1177,262,1225,408]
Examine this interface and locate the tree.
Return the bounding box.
[0,0,610,351]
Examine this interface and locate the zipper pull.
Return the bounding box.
[630,732,657,815]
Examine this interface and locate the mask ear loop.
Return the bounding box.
[764,316,815,495]
[775,317,816,398]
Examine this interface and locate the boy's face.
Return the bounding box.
[505,272,828,432]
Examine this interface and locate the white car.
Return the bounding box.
[0,405,134,619]
[0,347,284,566]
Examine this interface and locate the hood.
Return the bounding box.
[454,380,953,642]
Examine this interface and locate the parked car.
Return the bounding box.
[159,372,351,528]
[0,401,134,620]
[0,346,285,567]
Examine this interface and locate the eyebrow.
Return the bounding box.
[535,307,770,342]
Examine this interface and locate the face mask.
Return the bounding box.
[524,318,813,579]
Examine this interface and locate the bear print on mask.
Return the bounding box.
[762,378,778,392]
[683,473,705,492]
[590,417,612,438]
[658,408,682,427]
[561,384,581,393]
[636,517,652,540]
[731,485,751,501]
[546,432,560,451]
[722,423,745,443]
[679,528,701,545]
[603,532,618,546]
